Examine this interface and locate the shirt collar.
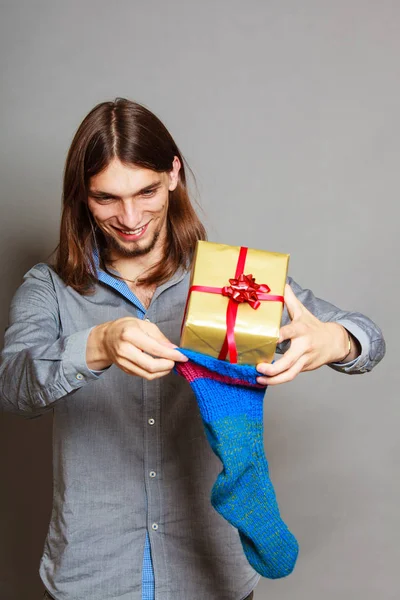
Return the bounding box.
[92,246,188,311]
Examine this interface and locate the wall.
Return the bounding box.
[0,1,398,598]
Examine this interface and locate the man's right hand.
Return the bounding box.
[86,317,188,380]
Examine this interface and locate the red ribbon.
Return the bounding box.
[186,246,284,363]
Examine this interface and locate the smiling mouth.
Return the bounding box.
[114,224,147,235]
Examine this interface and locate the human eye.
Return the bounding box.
[94,196,115,203]
[141,188,157,197]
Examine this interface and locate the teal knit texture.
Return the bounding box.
[175,348,299,579]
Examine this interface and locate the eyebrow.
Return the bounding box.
[88,180,162,200]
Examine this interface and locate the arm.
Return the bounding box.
[0,264,188,418]
[0,264,104,418]
[279,276,385,375]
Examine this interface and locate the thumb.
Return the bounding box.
[142,321,176,348]
[284,283,303,321]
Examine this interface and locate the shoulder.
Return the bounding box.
[22,262,55,281]
[12,262,59,309]
[21,262,70,291]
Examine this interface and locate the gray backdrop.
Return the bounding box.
[0,1,398,599]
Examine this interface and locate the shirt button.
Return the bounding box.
[145,318,151,322]
[151,523,158,531]
[149,471,156,478]
[148,418,155,425]
[75,373,84,381]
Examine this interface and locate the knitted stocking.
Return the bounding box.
[175,348,299,579]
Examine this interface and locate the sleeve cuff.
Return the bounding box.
[61,327,109,388]
[329,319,371,374]
[89,368,112,375]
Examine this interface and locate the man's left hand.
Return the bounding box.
[256,284,355,386]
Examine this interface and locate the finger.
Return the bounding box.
[118,343,176,373]
[142,323,188,361]
[284,283,303,321]
[256,356,306,386]
[142,321,174,345]
[117,356,173,380]
[131,346,176,374]
[257,345,304,377]
[278,322,302,343]
[126,328,188,362]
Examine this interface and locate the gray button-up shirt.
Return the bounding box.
[0,261,385,600]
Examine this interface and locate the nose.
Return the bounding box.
[116,200,142,229]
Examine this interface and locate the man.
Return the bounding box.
[0,98,385,600]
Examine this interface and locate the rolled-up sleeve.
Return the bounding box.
[276,276,386,375]
[0,264,105,417]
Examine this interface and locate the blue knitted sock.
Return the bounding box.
[175,348,299,579]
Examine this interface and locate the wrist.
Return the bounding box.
[336,326,352,363]
[324,323,351,364]
[328,323,361,364]
[86,322,113,370]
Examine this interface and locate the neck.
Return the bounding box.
[103,243,165,286]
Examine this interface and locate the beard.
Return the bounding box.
[100,225,162,259]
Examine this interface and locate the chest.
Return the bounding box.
[55,271,190,344]
[126,283,157,309]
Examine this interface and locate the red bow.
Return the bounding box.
[221,274,271,309]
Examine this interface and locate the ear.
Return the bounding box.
[168,156,181,191]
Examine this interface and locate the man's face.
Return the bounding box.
[87,157,180,261]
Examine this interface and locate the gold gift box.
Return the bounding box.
[180,240,290,365]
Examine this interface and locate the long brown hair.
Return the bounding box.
[51,98,206,295]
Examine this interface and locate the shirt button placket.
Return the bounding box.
[145,379,161,537]
[142,311,161,544]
